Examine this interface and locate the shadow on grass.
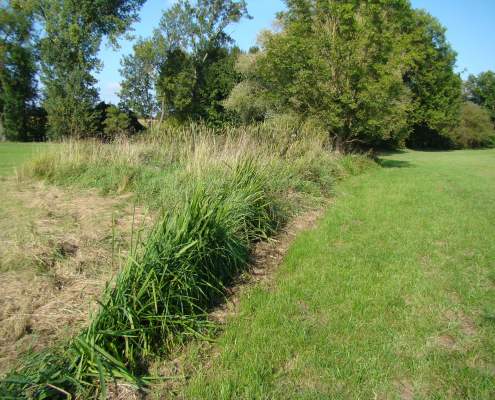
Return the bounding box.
[377,159,413,168]
[411,148,455,153]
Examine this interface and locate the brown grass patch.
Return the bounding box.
[0,178,152,374]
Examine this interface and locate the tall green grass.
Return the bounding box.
[1,126,375,398]
[17,123,372,209]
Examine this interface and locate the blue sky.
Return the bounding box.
[96,0,495,104]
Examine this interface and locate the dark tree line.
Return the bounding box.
[1,0,147,141]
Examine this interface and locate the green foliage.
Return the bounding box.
[194,46,243,125]
[404,10,463,149]
[14,0,147,139]
[449,101,495,148]
[0,2,40,141]
[465,70,495,124]
[157,47,196,123]
[156,0,251,60]
[223,50,271,124]
[103,105,131,139]
[119,37,161,127]
[228,0,416,147]
[150,0,251,126]
[224,2,462,150]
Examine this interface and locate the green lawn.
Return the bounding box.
[0,142,51,177]
[181,149,495,399]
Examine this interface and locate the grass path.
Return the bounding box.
[181,149,495,399]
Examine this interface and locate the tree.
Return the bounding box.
[12,0,147,138]
[153,0,250,124]
[465,71,495,125]
[193,45,242,125]
[233,0,415,148]
[403,10,462,149]
[449,101,494,148]
[0,2,39,141]
[103,104,131,138]
[155,47,195,124]
[118,37,160,128]
[223,47,272,124]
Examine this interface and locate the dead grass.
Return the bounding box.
[0,177,152,374]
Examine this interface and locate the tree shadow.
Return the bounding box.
[377,158,413,168]
[373,149,408,156]
[411,148,455,153]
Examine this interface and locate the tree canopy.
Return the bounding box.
[11,0,147,138]
[222,0,463,149]
[465,70,495,125]
[0,2,39,141]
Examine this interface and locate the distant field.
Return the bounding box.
[180,149,495,399]
[0,142,52,177]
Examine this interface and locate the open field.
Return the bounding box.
[174,149,495,399]
[0,142,52,177]
[0,142,150,375]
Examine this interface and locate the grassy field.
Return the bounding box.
[178,149,495,399]
[0,142,51,177]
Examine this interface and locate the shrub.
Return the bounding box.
[450,101,495,148]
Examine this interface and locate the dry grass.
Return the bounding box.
[0,179,152,374]
[1,127,374,397]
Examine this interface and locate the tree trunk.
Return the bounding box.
[158,97,165,125]
[332,134,343,153]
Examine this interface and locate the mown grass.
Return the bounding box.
[0,142,51,177]
[178,149,495,399]
[1,126,375,398]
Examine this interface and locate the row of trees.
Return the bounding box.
[1,0,494,148]
[120,0,494,149]
[222,0,487,149]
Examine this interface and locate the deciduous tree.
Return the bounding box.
[118,37,160,128]
[243,0,415,148]
[13,0,146,138]
[0,2,39,141]
[152,0,250,125]
[465,71,495,125]
[403,10,462,148]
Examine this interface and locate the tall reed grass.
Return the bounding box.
[18,122,372,210]
[2,124,375,398]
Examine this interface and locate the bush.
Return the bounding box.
[450,101,495,148]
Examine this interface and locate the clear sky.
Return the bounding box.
[95,0,495,104]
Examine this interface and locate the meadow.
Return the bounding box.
[2,137,493,398]
[0,126,373,398]
[176,149,495,399]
